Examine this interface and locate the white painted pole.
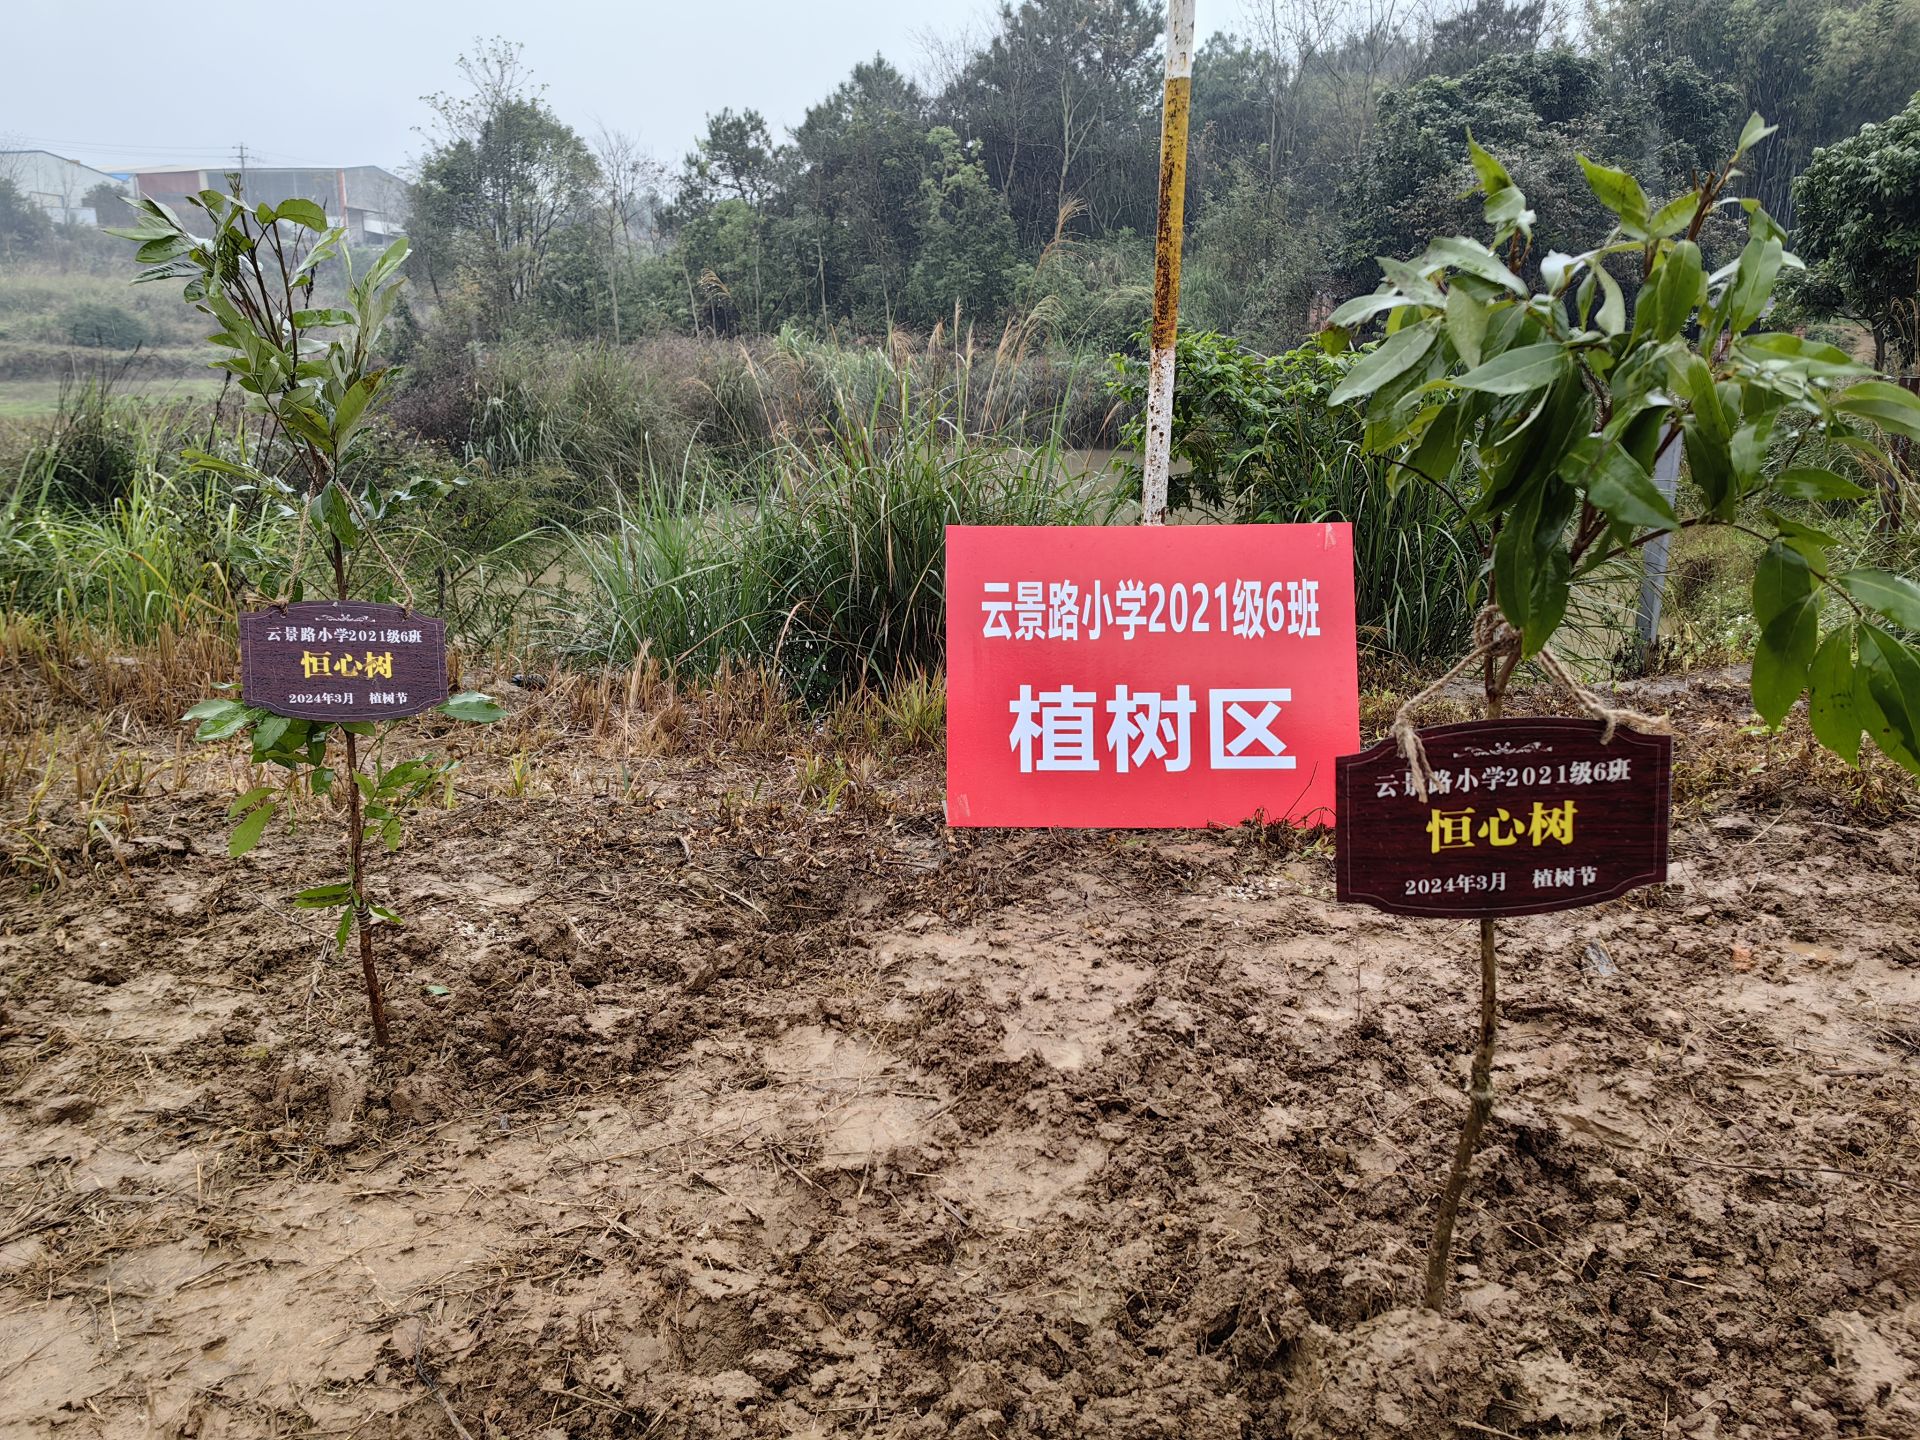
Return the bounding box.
[1142,0,1196,526]
[1635,441,1683,650]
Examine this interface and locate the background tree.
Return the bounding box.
[1790,87,1920,529]
[1590,0,1920,224]
[789,60,938,328]
[0,178,52,264]
[591,127,666,344]
[1790,90,1920,374]
[411,38,602,334]
[1426,0,1550,75]
[937,0,1162,247]
[905,129,1024,329]
[1336,49,1743,297]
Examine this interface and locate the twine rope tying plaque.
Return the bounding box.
[1388,604,1670,803]
[271,480,418,612]
[271,492,315,610]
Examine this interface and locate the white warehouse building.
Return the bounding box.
[0,150,134,225]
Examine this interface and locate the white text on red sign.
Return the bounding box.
[1007,684,1303,774]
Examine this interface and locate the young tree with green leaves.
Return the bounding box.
[1791,92,1920,374]
[110,188,504,1048]
[1323,114,1920,1308]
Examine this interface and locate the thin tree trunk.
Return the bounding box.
[1424,637,1515,1309]
[331,536,390,1048]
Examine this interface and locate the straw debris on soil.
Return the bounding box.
[2,663,1918,1439]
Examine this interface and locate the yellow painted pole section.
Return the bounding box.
[1142,0,1196,526]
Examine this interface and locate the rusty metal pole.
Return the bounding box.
[1142,0,1196,526]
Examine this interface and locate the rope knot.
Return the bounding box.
[1387,604,1670,803]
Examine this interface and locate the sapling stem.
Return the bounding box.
[343,728,390,1047]
[1425,915,1497,1308]
[332,536,391,1048]
[1423,631,1515,1309]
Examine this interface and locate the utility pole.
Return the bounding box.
[1141,0,1197,526]
[235,142,250,199]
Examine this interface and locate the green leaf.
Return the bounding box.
[1454,343,1568,396]
[294,882,355,908]
[1325,290,1406,331]
[1735,332,1871,380]
[1808,629,1861,767]
[1577,156,1650,234]
[184,698,241,723]
[1723,236,1784,335]
[1647,192,1701,238]
[1636,241,1704,343]
[364,236,410,290]
[1751,541,1818,727]
[1564,438,1677,531]
[251,714,292,755]
[310,483,361,548]
[1467,132,1513,193]
[1774,467,1869,502]
[273,198,328,231]
[1857,624,1920,773]
[1835,380,1920,442]
[334,909,354,951]
[1753,540,1813,628]
[1730,421,1770,496]
[290,308,354,329]
[1590,261,1626,336]
[1838,570,1920,633]
[332,372,384,442]
[1329,323,1437,406]
[441,691,507,723]
[192,704,255,743]
[1418,236,1527,297]
[1677,364,1735,517]
[1753,602,1819,728]
[1405,403,1464,484]
[227,785,274,818]
[228,802,276,858]
[1764,512,1837,573]
[382,818,403,852]
[1492,475,1574,652]
[1734,112,1778,158]
[1444,286,1488,369]
[1483,184,1536,246]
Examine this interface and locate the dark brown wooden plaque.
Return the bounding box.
[1335,719,1670,918]
[240,602,448,722]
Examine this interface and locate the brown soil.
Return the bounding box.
[2,670,1918,1439]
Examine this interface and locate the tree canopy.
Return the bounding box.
[389,3,1920,356]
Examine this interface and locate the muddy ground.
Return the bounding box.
[2,669,1918,1439]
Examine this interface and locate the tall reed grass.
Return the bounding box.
[561,371,1110,701]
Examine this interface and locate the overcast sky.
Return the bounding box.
[5,0,1231,179]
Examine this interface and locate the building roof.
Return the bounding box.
[0,149,128,185]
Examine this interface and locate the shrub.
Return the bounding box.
[61,301,148,349]
[1110,332,1486,665]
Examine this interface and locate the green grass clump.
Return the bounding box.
[0,467,288,642]
[562,376,1107,702]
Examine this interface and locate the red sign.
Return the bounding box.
[945,524,1359,828]
[1334,719,1671,917]
[240,602,449,722]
